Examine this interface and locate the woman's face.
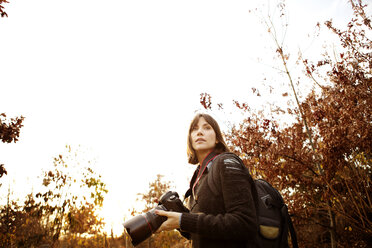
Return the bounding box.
[191,117,217,154]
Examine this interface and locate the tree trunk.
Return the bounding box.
[328,203,337,248]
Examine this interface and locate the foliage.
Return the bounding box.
[59,233,110,248]
[0,145,108,247]
[0,113,24,179]
[37,145,107,245]
[0,0,8,18]
[200,0,371,247]
[136,174,171,213]
[0,113,23,144]
[0,192,48,247]
[129,174,190,248]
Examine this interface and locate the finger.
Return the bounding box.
[155,209,169,217]
[156,219,170,233]
[155,226,163,233]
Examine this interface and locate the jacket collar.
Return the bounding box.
[187,150,219,186]
[200,150,220,174]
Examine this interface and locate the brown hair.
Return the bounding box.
[187,113,229,164]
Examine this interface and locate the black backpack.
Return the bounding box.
[207,153,298,248]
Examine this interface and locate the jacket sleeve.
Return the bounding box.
[180,154,258,241]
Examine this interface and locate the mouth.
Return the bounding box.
[195,138,206,143]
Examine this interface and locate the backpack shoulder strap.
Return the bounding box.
[207,152,248,196]
[281,204,299,248]
[206,154,220,196]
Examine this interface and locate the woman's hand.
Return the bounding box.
[155,210,181,232]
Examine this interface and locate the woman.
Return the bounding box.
[156,113,258,248]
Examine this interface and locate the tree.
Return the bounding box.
[0,145,108,247]
[300,1,371,245]
[136,174,171,213]
[200,0,371,247]
[130,174,189,248]
[35,145,108,246]
[0,113,24,180]
[0,0,8,17]
[0,190,48,247]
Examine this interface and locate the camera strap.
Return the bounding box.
[192,151,219,201]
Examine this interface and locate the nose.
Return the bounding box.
[193,127,203,136]
[195,126,203,134]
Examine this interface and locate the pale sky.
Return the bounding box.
[0,0,355,235]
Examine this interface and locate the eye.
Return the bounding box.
[204,125,212,130]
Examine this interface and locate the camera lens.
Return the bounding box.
[123,214,152,246]
[123,206,167,246]
[123,191,187,246]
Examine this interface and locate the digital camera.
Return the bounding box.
[123,191,189,246]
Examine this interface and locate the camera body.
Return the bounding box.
[123,191,189,246]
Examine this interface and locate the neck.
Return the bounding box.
[197,149,214,165]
